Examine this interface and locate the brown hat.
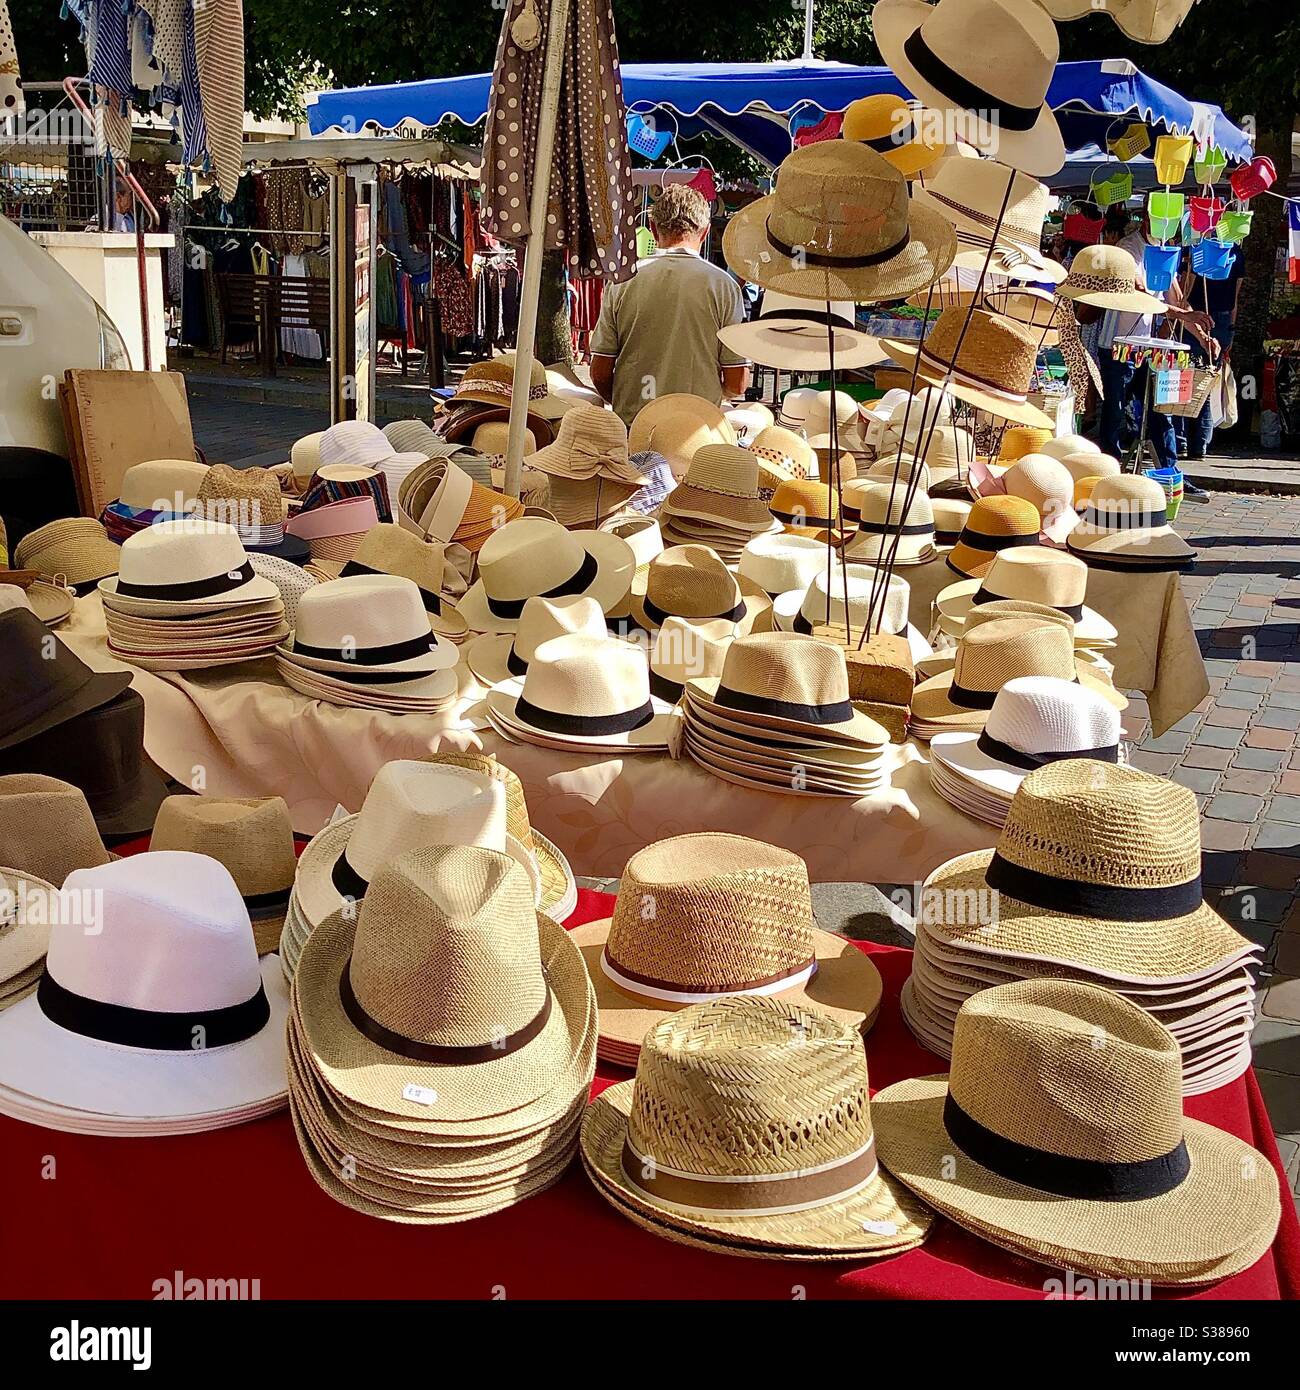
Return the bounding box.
[629,544,772,635]
[0,774,110,886]
[663,445,773,531]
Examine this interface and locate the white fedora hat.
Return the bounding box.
[318,420,395,469]
[98,519,279,610]
[843,484,936,564]
[772,564,930,662]
[721,296,887,371]
[737,532,828,599]
[467,593,608,688]
[648,616,735,704]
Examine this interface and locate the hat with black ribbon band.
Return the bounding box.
[766,223,912,269]
[860,121,917,154]
[115,562,254,602]
[342,560,442,615]
[291,633,439,666]
[772,507,836,529]
[514,697,655,738]
[641,594,746,628]
[972,589,1084,621]
[760,307,857,333]
[950,674,1078,713]
[984,851,1204,921]
[242,885,292,921]
[713,683,853,727]
[1081,505,1169,532]
[486,549,599,621]
[506,645,529,678]
[331,851,369,904]
[956,530,1036,555]
[974,729,1119,772]
[857,519,934,537]
[649,669,685,703]
[902,30,1041,132]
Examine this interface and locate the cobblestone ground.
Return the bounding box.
[1125,491,1300,1207]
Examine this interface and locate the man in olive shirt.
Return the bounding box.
[590,183,750,428]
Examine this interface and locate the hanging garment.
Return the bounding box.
[193,0,244,203]
[264,168,307,255]
[433,257,474,339]
[280,253,322,360]
[178,3,209,171]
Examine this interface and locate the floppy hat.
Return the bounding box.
[874,0,1065,177]
[648,616,735,703]
[628,544,772,635]
[383,418,469,461]
[580,995,932,1257]
[1067,475,1195,569]
[946,495,1041,578]
[843,483,936,565]
[663,444,773,531]
[457,517,636,634]
[628,396,736,477]
[13,517,120,594]
[467,593,608,687]
[1055,244,1168,315]
[883,309,1053,428]
[99,519,279,608]
[317,420,394,470]
[537,470,644,529]
[485,633,679,750]
[325,523,468,642]
[0,851,288,1130]
[452,354,575,420]
[0,775,109,886]
[749,426,818,490]
[874,978,1280,1283]
[841,92,945,178]
[738,532,828,598]
[722,141,956,301]
[0,609,131,753]
[1000,454,1081,538]
[767,479,845,539]
[720,294,887,371]
[527,404,644,488]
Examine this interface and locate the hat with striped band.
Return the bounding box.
[945,495,1041,579]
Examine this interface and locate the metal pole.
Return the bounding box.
[802,0,815,60]
[502,0,572,500]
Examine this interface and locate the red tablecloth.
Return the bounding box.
[2,888,1296,1300]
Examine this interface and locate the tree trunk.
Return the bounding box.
[532,248,573,368]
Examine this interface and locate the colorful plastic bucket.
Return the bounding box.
[1149,190,1185,222]
[1191,239,1235,280]
[1145,467,1184,523]
[1189,196,1224,232]
[1154,135,1194,186]
[1143,243,1181,291]
[1108,123,1150,161]
[1193,147,1227,185]
[626,112,672,160]
[1216,209,1253,244]
[1229,156,1277,201]
[1090,165,1133,209]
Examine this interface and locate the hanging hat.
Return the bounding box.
[873,977,1279,1284]
[981,286,1062,346]
[883,309,1053,428]
[1055,244,1169,315]
[197,464,305,562]
[841,93,945,178]
[467,593,608,688]
[722,141,957,301]
[737,532,829,599]
[843,483,936,565]
[1001,454,1081,538]
[768,479,845,539]
[0,775,110,886]
[1057,450,1121,484]
[647,616,735,703]
[1037,0,1195,43]
[0,852,289,1133]
[319,523,468,642]
[452,354,576,420]
[719,294,887,371]
[457,517,636,634]
[874,0,1065,177]
[628,545,772,636]
[13,517,120,595]
[1067,475,1195,570]
[749,426,819,491]
[291,431,325,491]
[945,495,1041,578]
[580,995,931,1257]
[930,496,972,550]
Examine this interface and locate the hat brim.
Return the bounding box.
[1055,284,1170,315]
[275,629,457,678]
[879,340,1054,429]
[685,679,887,748]
[873,0,1066,179]
[662,483,773,531]
[1067,526,1195,563]
[486,681,679,750]
[935,580,1119,646]
[465,632,520,689]
[683,725,887,792]
[951,244,1067,285]
[97,573,282,612]
[911,662,1126,727]
[717,321,889,371]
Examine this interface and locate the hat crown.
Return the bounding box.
[348,844,547,1046]
[857,482,934,528]
[646,545,743,619]
[294,574,434,651]
[739,533,825,593]
[120,458,208,511]
[1086,474,1168,515]
[318,419,394,468]
[650,615,734,682]
[770,479,837,525]
[627,997,873,1180]
[720,631,851,707]
[514,594,606,662]
[1005,455,1075,511]
[803,563,909,635]
[199,464,284,533]
[965,494,1041,538]
[423,751,534,852]
[555,403,628,452]
[478,518,590,601]
[767,142,911,261]
[523,633,652,718]
[954,615,1076,692]
[1068,243,1141,291]
[921,309,1038,396]
[151,795,297,897]
[684,444,760,499]
[0,774,107,883]
[948,979,1184,1166]
[919,157,1048,246]
[117,519,251,587]
[842,92,915,141]
[920,0,1058,108]
[985,675,1120,756]
[978,546,1087,608]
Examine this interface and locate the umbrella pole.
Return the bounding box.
[502,0,572,500]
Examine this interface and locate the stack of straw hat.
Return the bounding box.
[842,482,936,565]
[274,574,458,713]
[900,761,1261,1097]
[14,517,120,595]
[659,444,776,563]
[98,520,288,671]
[101,458,208,541]
[570,833,884,1068]
[682,632,890,797]
[0,864,55,1012]
[525,404,647,527]
[927,675,1123,825]
[397,457,524,555]
[287,843,596,1223]
[1067,474,1196,572]
[627,544,772,637]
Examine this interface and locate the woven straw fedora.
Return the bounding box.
[118,458,209,513]
[648,616,735,703]
[457,517,636,634]
[873,978,1280,1283]
[571,835,884,1065]
[750,426,818,491]
[197,464,304,562]
[14,517,120,593]
[1055,244,1168,315]
[874,0,1065,177]
[99,519,279,610]
[318,523,468,641]
[1067,475,1195,569]
[664,444,773,531]
[930,496,972,550]
[486,633,678,749]
[580,995,932,1256]
[452,354,575,420]
[0,774,110,886]
[628,544,771,635]
[843,483,935,565]
[467,593,607,688]
[628,395,736,475]
[150,796,297,954]
[722,141,957,301]
[773,565,921,655]
[768,479,846,540]
[293,843,593,1120]
[842,93,945,178]
[718,293,887,371]
[738,532,827,598]
[883,309,1053,428]
[0,864,56,1005]
[946,495,1041,578]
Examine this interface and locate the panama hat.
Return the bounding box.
[0,851,288,1132]
[1058,450,1120,484]
[1001,454,1081,537]
[14,517,120,594]
[725,401,774,444]
[774,560,924,644]
[628,395,736,474]
[663,444,773,531]
[457,517,636,634]
[628,545,772,636]
[99,519,279,609]
[874,0,1065,177]
[767,479,846,539]
[467,593,608,688]
[884,309,1053,428]
[452,354,575,420]
[600,517,663,633]
[0,863,57,1007]
[874,978,1279,1284]
[291,431,325,490]
[946,495,1041,578]
[843,483,936,565]
[749,426,818,491]
[485,633,679,750]
[571,834,883,1068]
[720,295,887,371]
[981,286,1061,345]
[0,775,109,886]
[117,458,209,514]
[738,532,829,598]
[648,616,735,703]
[936,547,1117,646]
[473,421,536,460]
[842,92,945,178]
[930,496,972,551]
[1067,475,1195,570]
[580,995,932,1257]
[722,141,957,302]
[1055,244,1169,315]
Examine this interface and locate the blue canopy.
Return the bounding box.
[306,58,1252,175]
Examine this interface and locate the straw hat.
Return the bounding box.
[13,517,120,594]
[841,93,945,178]
[600,516,664,632]
[883,309,1053,428]
[467,593,608,688]
[1037,434,1099,464]
[628,545,771,635]
[773,564,920,652]
[0,864,56,1008]
[981,286,1061,346]
[843,483,936,565]
[291,431,324,491]
[457,517,636,634]
[150,796,297,954]
[723,141,956,301]
[485,633,678,750]
[536,470,644,529]
[995,426,1052,467]
[873,978,1279,1283]
[862,457,931,497]
[945,495,1041,578]
[768,479,845,539]
[647,616,735,703]
[0,775,110,886]
[580,996,932,1257]
[1055,244,1168,315]
[628,395,736,474]
[383,418,467,461]
[1001,454,1080,536]
[197,464,303,561]
[439,403,556,454]
[317,420,394,470]
[930,496,972,550]
[719,294,886,371]
[749,426,818,490]
[1038,0,1195,43]
[737,532,828,598]
[874,0,1065,176]
[324,523,468,641]
[779,387,859,434]
[724,401,774,444]
[664,444,772,531]
[0,575,72,628]
[452,354,575,420]
[99,519,279,610]
[118,458,209,513]
[527,404,642,486]
[285,495,381,564]
[807,436,860,484]
[397,457,525,553]
[473,421,537,458]
[1058,450,1121,484]
[248,552,319,626]
[1067,475,1195,569]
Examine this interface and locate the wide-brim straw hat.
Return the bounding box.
[580,996,932,1257]
[664,444,772,531]
[873,979,1280,1284]
[841,93,946,177]
[439,403,556,452]
[0,576,73,627]
[628,396,737,472]
[946,495,1041,578]
[452,353,577,421]
[14,517,121,594]
[874,0,1065,177]
[541,473,645,529]
[718,293,887,371]
[1055,244,1169,315]
[722,141,957,301]
[1037,0,1195,44]
[1067,476,1195,568]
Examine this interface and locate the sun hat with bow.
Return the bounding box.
[720,294,887,371]
[467,593,608,688]
[841,93,945,178]
[628,544,772,635]
[722,141,957,302]
[13,517,120,594]
[1067,475,1195,570]
[527,404,644,487]
[0,775,110,886]
[946,494,1041,578]
[737,532,829,599]
[1054,244,1169,315]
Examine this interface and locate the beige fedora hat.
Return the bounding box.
[945,494,1042,579]
[472,421,536,459]
[325,523,468,641]
[842,92,946,178]
[99,519,279,610]
[773,564,918,648]
[874,0,1065,177]
[150,795,297,954]
[843,483,936,565]
[768,478,847,540]
[291,431,325,491]
[0,774,110,887]
[580,995,932,1257]
[722,141,957,301]
[664,444,773,531]
[0,864,57,1004]
[14,517,121,593]
[737,531,828,598]
[719,293,887,371]
[1067,475,1195,569]
[1001,454,1081,536]
[1055,244,1169,315]
[930,496,972,550]
[873,978,1279,1284]
[1058,451,1121,485]
[628,544,771,635]
[647,616,735,703]
[118,458,209,513]
[749,426,818,491]
[457,517,636,634]
[601,516,664,631]
[467,593,607,688]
